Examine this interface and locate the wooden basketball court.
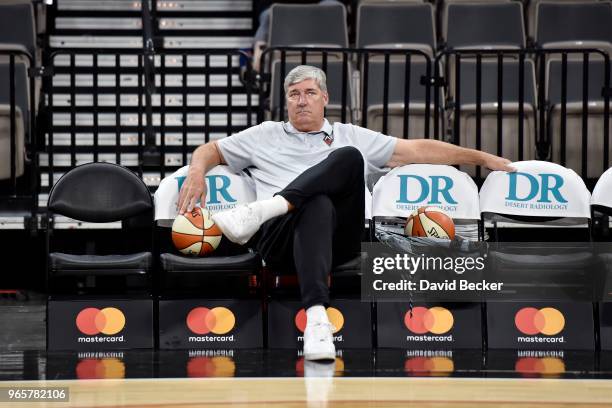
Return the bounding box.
[3,377,612,407]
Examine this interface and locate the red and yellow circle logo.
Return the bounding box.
[76,307,126,336]
[405,357,454,376]
[515,357,565,376]
[404,306,454,334]
[186,307,236,335]
[187,356,236,377]
[294,307,344,334]
[515,307,565,336]
[76,358,126,379]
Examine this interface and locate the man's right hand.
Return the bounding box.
[177,165,207,214]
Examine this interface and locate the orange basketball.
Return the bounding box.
[405,206,455,240]
[172,207,222,256]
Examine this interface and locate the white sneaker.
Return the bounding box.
[303,322,336,361]
[212,204,262,245]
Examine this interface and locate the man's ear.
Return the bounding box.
[323,91,329,106]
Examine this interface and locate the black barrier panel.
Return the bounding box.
[376,302,482,349]
[46,350,154,380]
[362,242,612,302]
[158,299,263,349]
[486,350,595,378]
[486,302,595,350]
[599,303,612,351]
[47,299,153,351]
[267,299,372,349]
[375,349,483,377]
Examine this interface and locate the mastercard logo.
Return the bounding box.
[294,307,344,333]
[186,307,236,335]
[404,306,454,335]
[76,358,125,379]
[76,307,125,336]
[187,356,236,378]
[515,357,565,377]
[515,307,565,336]
[405,357,454,376]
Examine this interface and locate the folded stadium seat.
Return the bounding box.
[546,58,612,183]
[262,2,348,72]
[154,165,264,349]
[0,1,39,107]
[480,160,596,350]
[0,61,28,181]
[356,2,436,58]
[45,162,155,350]
[528,0,611,44]
[591,168,612,350]
[441,0,512,43]
[450,59,538,179]
[355,2,440,137]
[371,163,485,349]
[535,1,612,56]
[363,59,444,140]
[444,2,525,51]
[269,59,354,123]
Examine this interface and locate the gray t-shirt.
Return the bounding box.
[217,119,397,200]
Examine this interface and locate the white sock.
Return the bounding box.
[249,195,289,223]
[306,305,329,325]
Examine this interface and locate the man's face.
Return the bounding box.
[286,78,329,132]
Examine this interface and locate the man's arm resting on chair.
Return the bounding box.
[177,141,227,214]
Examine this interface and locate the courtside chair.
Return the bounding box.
[591,167,612,350]
[45,162,155,350]
[0,61,28,181]
[480,160,596,351]
[154,165,263,350]
[371,164,485,350]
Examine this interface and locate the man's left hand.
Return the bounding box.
[483,153,516,172]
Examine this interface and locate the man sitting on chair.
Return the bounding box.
[177,65,514,361]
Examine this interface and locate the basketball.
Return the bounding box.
[405,206,455,240]
[172,207,222,256]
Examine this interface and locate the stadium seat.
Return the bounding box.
[450,59,538,178]
[0,61,28,180]
[268,2,347,55]
[269,59,354,124]
[46,162,154,293]
[0,1,36,61]
[444,2,525,50]
[363,59,443,139]
[535,1,612,54]
[546,58,612,181]
[356,2,436,57]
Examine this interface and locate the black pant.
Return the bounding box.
[253,146,365,309]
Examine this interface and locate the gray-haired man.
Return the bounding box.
[177,65,514,361]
